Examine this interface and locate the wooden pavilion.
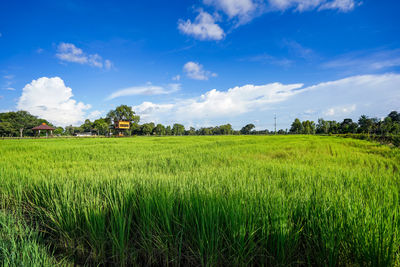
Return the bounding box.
[32,123,55,137]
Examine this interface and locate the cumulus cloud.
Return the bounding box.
[132,73,400,129]
[56,43,113,69]
[107,83,181,100]
[17,77,91,126]
[183,61,217,80]
[133,82,303,123]
[178,11,225,41]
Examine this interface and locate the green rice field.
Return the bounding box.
[1,135,400,266]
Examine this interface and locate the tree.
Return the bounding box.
[198,127,212,135]
[340,119,358,134]
[381,117,393,135]
[0,111,52,137]
[0,122,16,137]
[219,124,233,135]
[186,127,196,135]
[240,124,255,135]
[165,125,172,135]
[172,124,185,136]
[54,127,64,136]
[107,105,140,124]
[142,123,155,135]
[301,120,315,134]
[93,118,109,135]
[316,118,330,134]
[154,124,166,135]
[388,111,400,123]
[358,115,373,134]
[290,119,303,134]
[81,119,93,132]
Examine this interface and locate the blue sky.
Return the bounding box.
[1,0,400,129]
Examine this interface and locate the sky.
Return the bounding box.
[1,0,400,130]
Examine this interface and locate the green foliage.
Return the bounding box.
[0,111,52,137]
[1,136,400,266]
[240,123,255,134]
[172,123,185,135]
[106,104,140,124]
[290,118,303,134]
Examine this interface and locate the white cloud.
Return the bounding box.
[183,61,217,80]
[3,87,15,91]
[133,102,175,122]
[267,0,357,12]
[131,73,400,129]
[133,82,303,124]
[56,43,113,69]
[324,104,356,116]
[106,83,181,100]
[87,110,103,120]
[319,0,357,11]
[178,11,225,41]
[17,77,91,126]
[203,0,264,24]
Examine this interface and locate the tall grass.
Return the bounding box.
[0,135,399,266]
[0,210,58,266]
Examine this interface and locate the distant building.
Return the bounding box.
[74,132,95,137]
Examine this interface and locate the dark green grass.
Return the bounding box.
[0,211,58,266]
[0,135,399,266]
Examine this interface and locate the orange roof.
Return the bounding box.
[32,123,55,130]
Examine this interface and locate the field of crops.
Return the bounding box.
[1,135,400,266]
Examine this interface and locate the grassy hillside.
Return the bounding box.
[1,136,399,266]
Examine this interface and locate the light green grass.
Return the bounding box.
[0,135,399,266]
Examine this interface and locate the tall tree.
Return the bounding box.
[106,105,140,124]
[358,115,373,134]
[316,118,330,134]
[240,124,255,135]
[172,124,185,136]
[154,124,166,135]
[290,119,303,134]
[93,118,109,135]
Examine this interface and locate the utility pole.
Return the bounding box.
[274,114,277,134]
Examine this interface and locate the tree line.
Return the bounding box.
[289,111,400,135]
[1,105,399,137]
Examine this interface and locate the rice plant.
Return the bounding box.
[0,135,399,266]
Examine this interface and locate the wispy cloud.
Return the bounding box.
[243,54,293,67]
[283,40,317,61]
[322,49,400,72]
[56,43,113,70]
[106,83,181,100]
[268,0,359,12]
[179,0,360,41]
[2,75,16,91]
